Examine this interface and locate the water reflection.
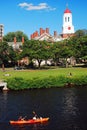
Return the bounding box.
[11,123,49,130]
[3,90,8,101]
[0,91,8,121]
[60,88,80,129]
[62,88,78,115]
[12,125,26,130]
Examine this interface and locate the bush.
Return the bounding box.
[6,75,87,90]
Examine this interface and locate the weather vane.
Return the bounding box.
[66,3,68,8]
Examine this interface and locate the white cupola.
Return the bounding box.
[62,8,74,34]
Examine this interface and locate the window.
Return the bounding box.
[65,17,67,22]
[68,17,70,22]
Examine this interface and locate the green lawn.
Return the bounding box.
[0,67,87,81]
[0,67,87,90]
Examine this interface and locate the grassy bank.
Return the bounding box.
[0,68,87,90]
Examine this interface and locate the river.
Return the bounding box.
[0,87,87,130]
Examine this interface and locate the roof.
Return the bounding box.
[8,42,22,46]
[35,32,53,41]
[64,8,71,13]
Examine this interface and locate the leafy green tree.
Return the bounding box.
[78,35,87,63]
[67,36,81,62]
[8,46,17,66]
[51,42,62,66]
[67,34,87,64]
[60,43,73,67]
[21,40,52,68]
[75,29,87,38]
[3,31,29,42]
[0,42,13,70]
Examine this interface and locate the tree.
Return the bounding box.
[78,35,87,64]
[75,29,87,38]
[0,42,15,70]
[33,40,52,68]
[60,43,73,67]
[67,36,81,63]
[51,42,62,66]
[3,31,29,42]
[8,46,17,66]
[21,40,52,68]
[67,34,87,65]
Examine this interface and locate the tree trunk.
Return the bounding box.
[38,61,41,69]
[37,59,42,69]
[65,58,68,68]
[2,63,5,71]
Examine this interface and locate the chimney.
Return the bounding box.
[35,31,38,37]
[40,28,43,35]
[54,31,57,37]
[33,32,36,38]
[42,30,45,34]
[32,33,35,39]
[46,28,49,34]
[22,37,24,44]
[30,34,32,40]
[30,34,32,39]
[14,37,16,44]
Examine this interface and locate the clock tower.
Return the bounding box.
[62,7,74,38]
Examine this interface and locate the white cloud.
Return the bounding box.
[18,2,56,11]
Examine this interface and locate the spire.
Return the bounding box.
[66,3,68,9]
[64,4,71,13]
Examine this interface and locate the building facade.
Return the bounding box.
[0,24,4,41]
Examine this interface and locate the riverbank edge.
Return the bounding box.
[5,75,87,90]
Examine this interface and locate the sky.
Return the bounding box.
[0,0,87,39]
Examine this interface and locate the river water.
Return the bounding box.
[0,87,87,130]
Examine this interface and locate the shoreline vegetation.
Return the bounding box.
[0,67,87,90]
